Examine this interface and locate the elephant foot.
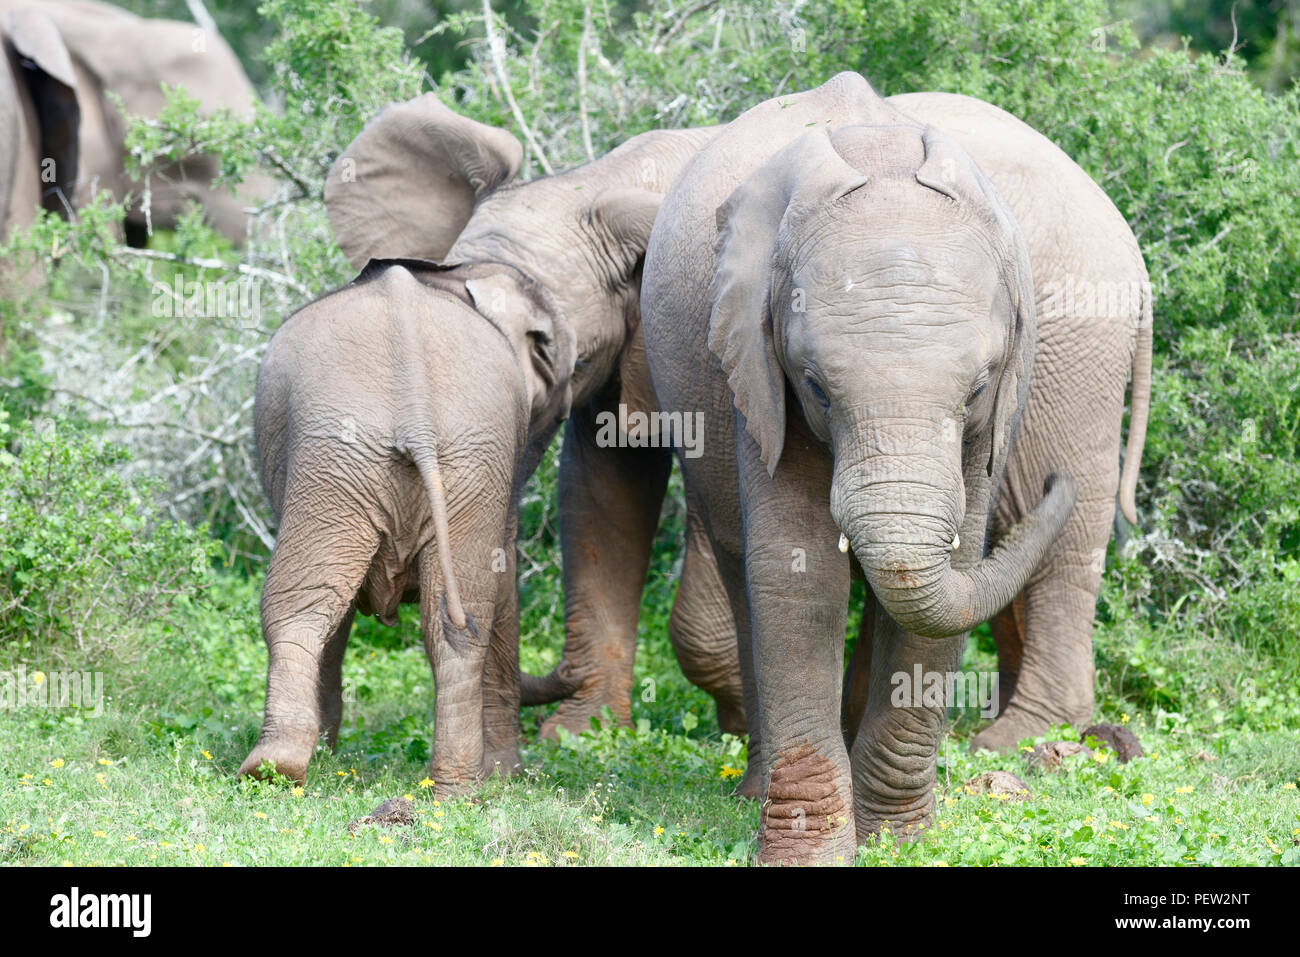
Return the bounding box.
[238,737,314,785]
[970,698,1091,754]
[715,698,747,737]
[481,746,521,781]
[732,762,762,801]
[853,794,934,846]
[757,742,855,866]
[536,686,631,740]
[432,776,480,802]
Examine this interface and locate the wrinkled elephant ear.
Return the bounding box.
[584,186,663,273]
[2,7,80,215]
[325,93,524,267]
[916,125,1037,479]
[707,129,867,475]
[465,270,577,425]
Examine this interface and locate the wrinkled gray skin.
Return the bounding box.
[642,72,1085,864]
[0,0,273,245]
[537,79,1151,774]
[237,260,579,790]
[239,260,573,793]
[243,92,728,788]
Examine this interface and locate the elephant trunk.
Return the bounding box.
[831,440,1075,639]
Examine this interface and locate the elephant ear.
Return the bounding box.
[325,93,523,268]
[465,270,577,426]
[916,125,1036,478]
[2,7,80,215]
[584,186,663,277]
[707,128,868,475]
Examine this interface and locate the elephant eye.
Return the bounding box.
[966,382,988,406]
[805,375,831,411]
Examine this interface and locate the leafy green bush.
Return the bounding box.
[0,412,218,665]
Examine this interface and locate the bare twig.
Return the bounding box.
[481,0,554,175]
[577,3,595,163]
[112,246,311,297]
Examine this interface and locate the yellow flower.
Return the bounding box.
[194,844,205,853]
[1068,857,1087,866]
[433,809,444,818]
[254,811,267,819]
[719,765,743,780]
[1283,782,1297,790]
[589,815,602,823]
[291,786,304,798]
[93,830,107,838]
[418,777,436,789]
[1091,751,1109,764]
[336,771,348,777]
[653,826,664,836]
[200,750,212,760]
[21,773,32,781]
[42,778,52,785]
[403,794,413,801]
[97,758,113,766]
[562,851,578,859]
[125,835,136,841]
[1141,793,1154,806]
[1175,785,1194,794]
[490,858,504,867]
[32,671,44,686]
[1120,713,1129,725]
[378,835,393,844]
[95,773,106,787]
[49,758,64,768]
[424,821,442,832]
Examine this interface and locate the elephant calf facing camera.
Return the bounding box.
[238,259,574,793]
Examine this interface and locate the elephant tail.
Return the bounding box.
[404,435,467,630]
[519,661,583,706]
[1118,282,1153,525]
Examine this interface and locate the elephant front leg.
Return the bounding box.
[850,601,966,842]
[525,401,671,738]
[737,425,855,865]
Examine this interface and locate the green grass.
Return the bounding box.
[2,569,1298,867]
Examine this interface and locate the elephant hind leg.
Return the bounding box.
[989,591,1026,715]
[668,509,745,735]
[239,504,378,785]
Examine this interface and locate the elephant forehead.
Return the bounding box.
[788,235,1004,317]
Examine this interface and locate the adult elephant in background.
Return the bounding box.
[641,72,1078,863]
[319,93,745,754]
[1,4,79,244]
[0,0,274,245]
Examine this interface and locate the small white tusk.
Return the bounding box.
[838,533,849,554]
[951,532,961,552]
